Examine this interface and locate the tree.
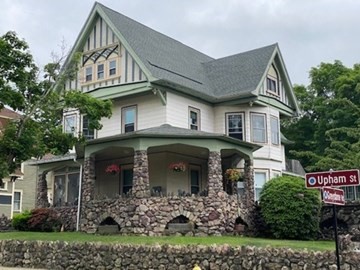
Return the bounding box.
[282,61,360,171]
[259,175,321,240]
[0,31,112,180]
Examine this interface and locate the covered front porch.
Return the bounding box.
[80,125,260,235]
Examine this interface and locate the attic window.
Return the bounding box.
[85,66,93,82]
[266,77,277,93]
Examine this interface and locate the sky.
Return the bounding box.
[1,0,359,86]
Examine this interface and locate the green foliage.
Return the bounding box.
[12,210,32,231]
[283,61,360,171]
[0,31,112,179]
[27,208,62,232]
[259,176,321,240]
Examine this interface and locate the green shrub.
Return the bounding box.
[27,208,61,232]
[259,175,321,240]
[12,210,32,231]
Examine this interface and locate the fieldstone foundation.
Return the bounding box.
[35,172,50,208]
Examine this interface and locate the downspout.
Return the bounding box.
[73,156,83,232]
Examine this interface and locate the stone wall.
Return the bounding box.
[80,194,243,235]
[0,214,12,231]
[55,206,77,231]
[0,240,359,269]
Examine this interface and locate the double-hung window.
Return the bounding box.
[13,191,22,212]
[226,113,244,140]
[82,115,95,140]
[85,66,93,82]
[122,106,137,133]
[97,63,104,79]
[109,60,116,76]
[266,77,277,93]
[254,172,267,201]
[251,113,266,143]
[189,107,200,130]
[270,116,280,145]
[64,115,77,136]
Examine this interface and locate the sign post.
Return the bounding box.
[305,170,359,270]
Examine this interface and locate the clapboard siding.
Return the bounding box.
[97,93,165,138]
[166,92,214,132]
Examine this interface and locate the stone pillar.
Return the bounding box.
[208,151,223,197]
[243,158,255,228]
[36,172,50,208]
[132,150,150,198]
[81,156,96,203]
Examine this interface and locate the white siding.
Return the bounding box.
[166,92,214,132]
[97,93,166,138]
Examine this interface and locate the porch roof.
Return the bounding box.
[84,124,261,158]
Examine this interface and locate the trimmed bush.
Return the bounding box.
[12,210,31,231]
[27,208,61,232]
[259,175,321,240]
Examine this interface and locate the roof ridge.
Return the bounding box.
[97,2,214,61]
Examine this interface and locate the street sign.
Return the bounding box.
[305,169,360,188]
[322,187,345,205]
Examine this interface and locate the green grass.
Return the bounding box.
[0,232,334,251]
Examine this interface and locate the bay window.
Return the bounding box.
[251,113,266,143]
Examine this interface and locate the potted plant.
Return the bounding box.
[168,162,186,172]
[105,164,120,175]
[225,168,243,182]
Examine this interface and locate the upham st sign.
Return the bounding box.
[305,169,360,188]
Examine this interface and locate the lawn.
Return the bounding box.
[0,232,334,251]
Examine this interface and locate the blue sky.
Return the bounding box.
[1,0,359,85]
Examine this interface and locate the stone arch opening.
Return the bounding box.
[320,218,348,238]
[98,216,120,234]
[234,216,248,234]
[165,215,197,231]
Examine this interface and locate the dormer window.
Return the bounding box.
[85,66,93,82]
[267,77,277,93]
[97,64,104,79]
[109,60,116,76]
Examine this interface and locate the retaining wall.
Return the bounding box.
[0,240,359,269]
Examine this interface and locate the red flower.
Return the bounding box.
[168,162,186,172]
[105,164,120,174]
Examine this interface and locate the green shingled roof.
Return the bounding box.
[97,3,279,101]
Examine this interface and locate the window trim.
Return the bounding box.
[0,193,12,205]
[121,105,137,133]
[270,115,280,145]
[225,112,245,141]
[109,59,117,76]
[12,190,22,212]
[0,180,8,191]
[251,113,267,143]
[188,107,201,131]
[254,170,268,201]
[63,114,77,136]
[97,63,104,80]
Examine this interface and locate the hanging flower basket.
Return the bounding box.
[105,164,120,175]
[225,168,243,181]
[169,162,186,172]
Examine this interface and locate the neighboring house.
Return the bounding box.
[33,2,301,234]
[0,108,37,218]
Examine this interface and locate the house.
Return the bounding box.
[32,2,300,235]
[0,108,37,218]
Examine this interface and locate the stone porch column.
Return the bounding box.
[81,156,96,203]
[36,172,50,208]
[132,150,150,198]
[208,151,223,196]
[243,158,255,228]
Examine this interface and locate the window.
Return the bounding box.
[0,181,7,191]
[13,191,22,212]
[266,77,277,93]
[342,186,360,201]
[189,107,200,130]
[0,194,11,205]
[254,172,267,201]
[64,115,77,135]
[251,113,266,143]
[190,167,200,195]
[109,60,116,76]
[53,167,80,207]
[85,66,93,82]
[97,63,104,79]
[82,115,95,140]
[122,106,137,133]
[270,116,280,145]
[226,113,244,140]
[122,168,133,194]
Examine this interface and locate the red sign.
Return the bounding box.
[322,187,345,205]
[305,169,360,188]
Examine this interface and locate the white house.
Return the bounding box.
[33,2,301,235]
